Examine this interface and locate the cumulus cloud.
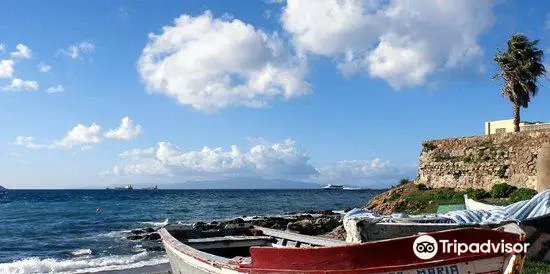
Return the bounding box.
[0,59,15,79]
[104,139,318,180]
[38,63,51,73]
[138,11,309,112]
[60,41,95,59]
[282,0,494,89]
[52,123,102,148]
[104,116,143,140]
[2,78,39,91]
[103,138,413,187]
[46,85,65,93]
[14,136,44,149]
[15,117,142,150]
[10,44,32,59]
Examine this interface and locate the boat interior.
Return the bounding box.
[164,224,344,259]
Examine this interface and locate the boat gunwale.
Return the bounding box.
[159,227,238,271]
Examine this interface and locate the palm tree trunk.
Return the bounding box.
[513,103,520,132]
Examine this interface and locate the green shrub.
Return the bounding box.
[434,188,462,200]
[386,193,402,202]
[417,184,429,190]
[398,178,411,186]
[491,183,517,198]
[462,155,473,163]
[422,142,437,152]
[510,188,537,202]
[465,188,490,200]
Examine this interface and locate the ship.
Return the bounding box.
[323,184,344,190]
[113,184,133,190]
[142,185,158,190]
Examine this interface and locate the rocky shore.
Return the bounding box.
[125,209,348,255]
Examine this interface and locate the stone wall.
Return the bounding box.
[416,131,550,190]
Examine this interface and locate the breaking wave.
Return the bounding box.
[70,249,92,257]
[0,252,168,274]
[139,218,171,227]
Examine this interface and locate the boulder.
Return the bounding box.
[143,233,161,241]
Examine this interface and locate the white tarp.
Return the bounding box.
[344,189,550,243]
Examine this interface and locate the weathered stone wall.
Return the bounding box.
[417,131,550,190]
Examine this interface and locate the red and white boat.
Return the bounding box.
[159,222,525,274]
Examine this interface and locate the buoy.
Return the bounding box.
[96,208,101,214]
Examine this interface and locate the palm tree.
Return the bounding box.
[494,34,546,132]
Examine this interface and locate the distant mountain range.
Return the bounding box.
[142,178,325,189]
[0,185,6,190]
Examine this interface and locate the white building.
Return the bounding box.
[485,119,550,135]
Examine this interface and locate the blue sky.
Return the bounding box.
[1,0,549,189]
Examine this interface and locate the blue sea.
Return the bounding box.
[0,189,381,273]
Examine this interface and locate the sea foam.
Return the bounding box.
[70,249,92,257]
[0,252,168,274]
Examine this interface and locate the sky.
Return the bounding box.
[1,0,550,189]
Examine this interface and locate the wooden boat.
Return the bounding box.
[159,223,525,274]
[464,194,504,211]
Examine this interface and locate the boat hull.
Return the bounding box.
[161,224,525,274]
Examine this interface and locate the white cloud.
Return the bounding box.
[38,63,51,73]
[104,138,414,188]
[0,43,5,53]
[138,11,309,112]
[106,138,317,180]
[52,123,102,148]
[1,78,39,91]
[0,59,15,79]
[104,116,143,140]
[263,9,272,19]
[282,0,494,89]
[14,136,43,149]
[10,44,32,59]
[46,85,65,93]
[60,41,95,59]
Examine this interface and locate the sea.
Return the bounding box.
[0,189,381,274]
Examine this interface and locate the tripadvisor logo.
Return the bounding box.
[412,235,529,260]
[413,235,438,259]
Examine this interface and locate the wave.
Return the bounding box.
[139,218,171,227]
[70,249,92,257]
[343,187,362,190]
[0,252,168,274]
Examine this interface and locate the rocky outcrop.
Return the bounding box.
[417,131,550,190]
[364,183,418,215]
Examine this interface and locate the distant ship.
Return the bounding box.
[142,185,158,190]
[323,184,344,190]
[113,184,133,190]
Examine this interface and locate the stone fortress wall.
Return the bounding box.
[416,131,550,191]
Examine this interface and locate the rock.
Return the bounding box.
[127,235,143,241]
[323,225,346,241]
[131,229,147,235]
[143,233,161,241]
[303,210,337,215]
[286,218,341,236]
